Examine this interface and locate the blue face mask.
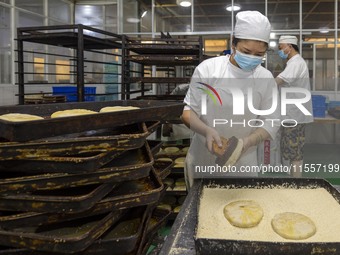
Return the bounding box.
[234,50,263,71]
[278,47,289,59]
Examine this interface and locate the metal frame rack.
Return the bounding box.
[16,26,204,103]
[121,35,204,99]
[16,24,123,104]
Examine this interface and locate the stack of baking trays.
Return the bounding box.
[0,100,183,255]
[155,140,189,219]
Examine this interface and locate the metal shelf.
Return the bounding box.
[16,24,123,104]
[124,37,201,55]
[121,35,203,99]
[17,25,122,50]
[126,55,200,66]
[126,77,191,84]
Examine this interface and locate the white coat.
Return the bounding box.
[277,54,314,123]
[183,55,280,187]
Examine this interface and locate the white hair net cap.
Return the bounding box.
[234,11,271,43]
[279,35,298,45]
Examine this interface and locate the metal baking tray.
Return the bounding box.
[0,150,123,174]
[0,142,154,194]
[125,40,200,55]
[0,210,123,254]
[0,207,151,255]
[155,144,189,159]
[147,140,163,156]
[195,178,340,255]
[79,206,170,255]
[0,187,121,230]
[0,246,28,255]
[146,207,172,237]
[0,208,171,255]
[0,131,148,160]
[91,167,164,212]
[127,54,199,65]
[140,207,172,255]
[80,206,152,255]
[0,100,185,142]
[154,159,173,180]
[0,169,163,230]
[0,122,157,173]
[144,121,161,135]
[0,183,114,213]
[0,122,154,160]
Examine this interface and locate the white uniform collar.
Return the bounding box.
[287,54,299,64]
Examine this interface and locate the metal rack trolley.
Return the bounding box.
[16,24,123,104]
[121,35,204,99]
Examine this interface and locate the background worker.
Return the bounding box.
[275,35,314,177]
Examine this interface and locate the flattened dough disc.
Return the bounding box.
[223,200,263,228]
[51,109,97,118]
[163,147,180,153]
[99,106,140,113]
[272,212,316,240]
[0,113,43,122]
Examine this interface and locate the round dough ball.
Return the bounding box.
[172,185,186,191]
[99,106,140,113]
[0,113,43,122]
[156,157,173,162]
[181,147,189,153]
[157,204,171,211]
[174,157,185,168]
[174,157,185,164]
[271,212,316,240]
[51,109,97,118]
[163,178,174,187]
[223,200,264,228]
[175,179,186,186]
[174,206,182,213]
[163,147,180,153]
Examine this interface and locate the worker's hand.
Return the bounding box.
[241,128,270,154]
[205,127,222,152]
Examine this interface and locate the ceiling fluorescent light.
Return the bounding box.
[126,18,140,23]
[269,41,277,48]
[176,0,192,7]
[320,27,329,34]
[226,4,241,12]
[141,11,147,18]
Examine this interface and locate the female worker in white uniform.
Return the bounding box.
[182,11,281,188]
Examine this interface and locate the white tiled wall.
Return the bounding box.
[0,85,54,106]
[0,85,18,106]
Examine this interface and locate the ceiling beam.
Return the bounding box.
[303,0,321,22]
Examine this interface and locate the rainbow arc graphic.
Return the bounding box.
[197,82,223,106]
